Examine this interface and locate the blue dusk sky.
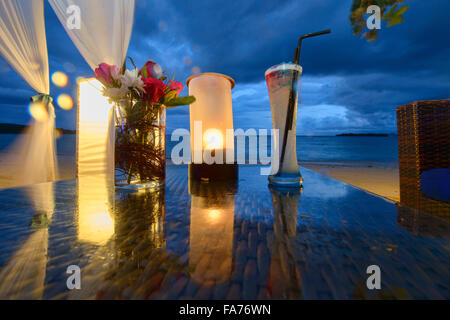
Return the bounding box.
[0,0,449,135]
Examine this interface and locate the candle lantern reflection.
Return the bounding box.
[189,180,238,286]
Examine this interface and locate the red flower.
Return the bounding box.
[168,81,183,95]
[140,60,162,79]
[143,77,167,103]
[94,63,120,86]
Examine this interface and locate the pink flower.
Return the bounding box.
[95,63,120,86]
[140,60,162,79]
[168,81,184,95]
[143,77,167,103]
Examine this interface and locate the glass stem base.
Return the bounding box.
[269,171,303,188]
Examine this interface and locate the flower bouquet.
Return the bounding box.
[95,58,195,189]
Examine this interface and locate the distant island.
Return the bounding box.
[336,133,390,137]
[0,123,75,134]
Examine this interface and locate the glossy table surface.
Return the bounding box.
[0,165,448,300]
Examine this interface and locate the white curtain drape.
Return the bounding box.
[49,0,136,177]
[49,0,135,70]
[0,1,56,299]
[0,0,57,185]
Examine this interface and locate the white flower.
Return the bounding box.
[103,86,128,102]
[120,68,145,93]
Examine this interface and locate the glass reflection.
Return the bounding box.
[188,180,238,286]
[268,186,303,299]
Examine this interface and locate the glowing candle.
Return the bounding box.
[187,73,238,180]
[203,128,224,150]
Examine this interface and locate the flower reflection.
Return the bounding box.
[70,188,189,300]
[115,188,166,254]
[188,180,237,286]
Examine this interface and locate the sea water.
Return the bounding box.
[0,134,399,166]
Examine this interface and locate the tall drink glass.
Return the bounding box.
[265,63,303,187]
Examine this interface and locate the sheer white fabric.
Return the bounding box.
[49,0,135,177]
[0,2,55,297]
[0,0,49,93]
[49,0,135,70]
[0,0,57,186]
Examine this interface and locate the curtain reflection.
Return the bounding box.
[188,180,237,286]
[0,183,54,299]
[268,186,303,299]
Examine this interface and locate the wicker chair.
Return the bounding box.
[396,99,450,219]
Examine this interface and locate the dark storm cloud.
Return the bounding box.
[132,0,450,80]
[0,0,448,133]
[127,0,450,133]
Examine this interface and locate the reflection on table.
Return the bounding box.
[188,180,237,286]
[0,183,54,299]
[77,174,114,245]
[268,186,302,299]
[0,165,448,299]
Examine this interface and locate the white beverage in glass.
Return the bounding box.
[265,63,303,187]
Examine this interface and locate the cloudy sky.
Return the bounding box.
[0,0,449,135]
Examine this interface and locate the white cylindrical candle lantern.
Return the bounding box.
[187,73,238,180]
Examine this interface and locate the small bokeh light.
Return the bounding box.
[57,94,74,110]
[183,56,193,66]
[63,62,76,73]
[51,71,69,87]
[28,102,49,122]
[191,66,201,74]
[158,20,168,32]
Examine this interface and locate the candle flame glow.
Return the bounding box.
[203,129,223,149]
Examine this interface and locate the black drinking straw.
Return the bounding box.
[278,29,331,173]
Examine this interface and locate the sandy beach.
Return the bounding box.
[301,162,399,202]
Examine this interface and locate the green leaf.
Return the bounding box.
[141,65,148,78]
[121,59,126,75]
[162,90,178,104]
[395,5,409,16]
[387,15,403,27]
[382,4,398,19]
[127,56,137,69]
[165,96,196,107]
